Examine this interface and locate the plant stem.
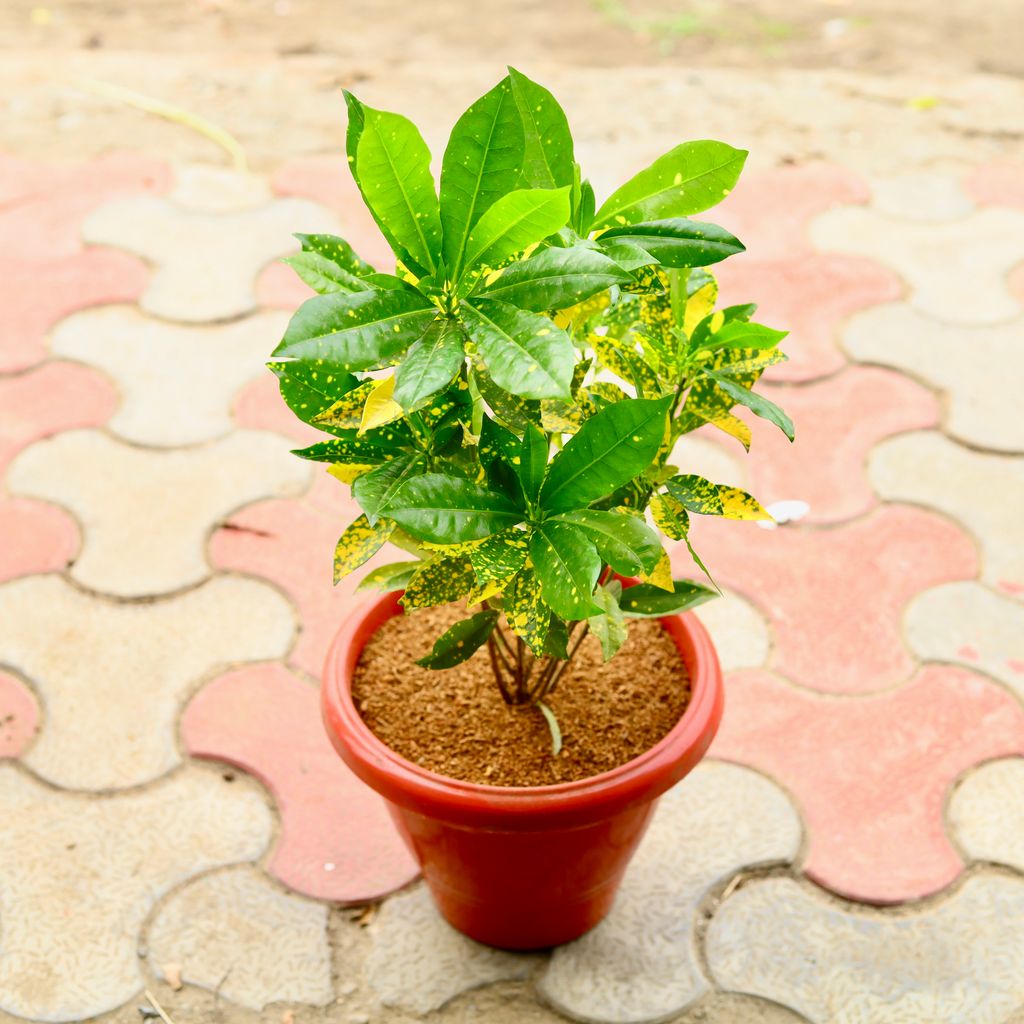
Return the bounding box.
[487,637,514,705]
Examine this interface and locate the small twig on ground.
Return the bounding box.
[143,990,178,1024]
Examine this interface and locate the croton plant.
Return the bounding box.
[270,69,792,749]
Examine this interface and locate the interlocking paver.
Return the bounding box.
[0,359,117,475]
[707,873,1024,1024]
[810,206,1024,325]
[712,667,1024,902]
[905,583,1024,699]
[50,306,290,446]
[870,173,974,221]
[0,765,270,1021]
[182,663,418,902]
[0,672,38,758]
[170,163,271,212]
[82,196,340,322]
[0,152,170,259]
[540,761,801,1024]
[232,369,323,445]
[732,365,939,522]
[365,886,541,1015]
[256,256,316,311]
[964,160,1024,208]
[0,497,79,583]
[0,574,293,790]
[8,428,310,597]
[272,156,395,270]
[869,431,1024,598]
[844,303,1024,452]
[714,162,869,260]
[678,505,976,694]
[147,865,334,1009]
[694,591,771,671]
[0,250,149,373]
[715,255,903,382]
[209,488,401,678]
[948,758,1024,872]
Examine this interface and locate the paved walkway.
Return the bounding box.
[1,151,1024,1024]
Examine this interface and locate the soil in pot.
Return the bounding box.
[351,602,691,788]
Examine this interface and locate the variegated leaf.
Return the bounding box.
[401,553,477,610]
[333,515,394,584]
[666,474,771,520]
[640,547,675,592]
[312,380,374,431]
[650,491,689,540]
[588,583,628,661]
[504,567,550,655]
[469,528,531,584]
[360,375,404,434]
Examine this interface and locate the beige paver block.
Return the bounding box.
[82,196,338,322]
[170,164,272,212]
[365,886,541,1014]
[870,173,974,222]
[810,206,1024,325]
[147,865,333,1010]
[707,873,1024,1024]
[8,429,310,597]
[672,433,750,490]
[0,574,293,789]
[844,303,1024,452]
[51,306,290,446]
[948,758,1024,871]
[0,765,271,1022]
[905,582,1024,699]
[695,590,771,671]
[868,431,1024,598]
[539,762,802,1024]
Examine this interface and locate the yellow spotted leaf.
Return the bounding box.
[327,463,375,485]
[466,576,508,607]
[359,375,404,434]
[666,474,771,521]
[401,553,476,610]
[554,291,610,330]
[333,515,394,584]
[504,567,550,655]
[640,547,674,593]
[683,279,718,336]
[650,491,690,541]
[312,381,374,431]
[469,528,531,585]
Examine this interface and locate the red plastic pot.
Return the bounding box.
[322,590,724,950]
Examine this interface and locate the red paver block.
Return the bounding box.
[0,670,39,758]
[271,157,395,270]
[963,161,1024,209]
[209,486,403,679]
[182,662,418,902]
[0,152,171,261]
[256,258,315,311]
[0,497,79,583]
[712,667,1024,903]
[714,163,871,261]
[232,371,322,445]
[0,251,149,373]
[678,505,977,694]
[714,254,903,382]
[0,360,118,477]
[730,365,940,524]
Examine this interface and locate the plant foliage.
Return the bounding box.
[270,68,791,733]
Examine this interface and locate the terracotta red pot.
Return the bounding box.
[322,590,724,950]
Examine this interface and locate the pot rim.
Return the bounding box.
[322,588,724,830]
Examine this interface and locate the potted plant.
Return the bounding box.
[269,68,792,950]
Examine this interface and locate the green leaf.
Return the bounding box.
[588,583,628,661]
[552,509,662,575]
[333,515,393,583]
[597,218,744,268]
[393,318,466,412]
[542,615,569,658]
[282,252,372,295]
[620,579,717,617]
[592,141,747,231]
[693,318,788,353]
[274,289,436,370]
[529,521,602,620]
[705,374,795,441]
[517,423,548,503]
[600,238,659,272]
[504,566,551,655]
[268,359,359,427]
[536,700,563,756]
[473,369,540,433]
[461,299,575,400]
[540,396,671,513]
[353,452,426,524]
[477,245,630,311]
[416,609,500,669]
[508,67,574,190]
[296,232,376,276]
[402,553,477,610]
[386,473,523,544]
[351,100,443,274]
[291,428,408,466]
[440,77,525,277]
[468,526,531,584]
[460,187,572,279]
[665,474,772,520]
[356,559,421,592]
